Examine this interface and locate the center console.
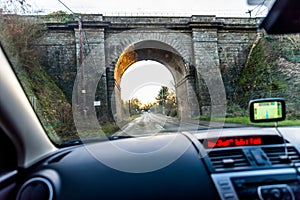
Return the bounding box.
[200,134,300,200]
[212,168,300,200]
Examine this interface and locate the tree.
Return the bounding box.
[1,0,31,14]
[234,36,287,109]
[0,15,45,70]
[129,98,142,115]
[165,91,176,108]
[165,90,177,116]
[156,86,169,106]
[155,86,177,116]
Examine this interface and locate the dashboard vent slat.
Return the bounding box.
[208,149,250,171]
[262,146,300,166]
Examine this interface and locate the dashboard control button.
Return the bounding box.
[219,180,229,186]
[223,193,234,198]
[270,188,282,199]
[258,185,294,200]
[221,186,231,191]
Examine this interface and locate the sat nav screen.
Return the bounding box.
[253,101,282,120]
[202,135,284,149]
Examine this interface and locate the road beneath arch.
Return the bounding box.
[114,112,206,137]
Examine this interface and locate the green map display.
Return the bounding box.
[254,101,282,120]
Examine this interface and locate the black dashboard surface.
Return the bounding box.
[21,133,219,200]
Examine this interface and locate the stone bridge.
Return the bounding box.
[39,15,260,122]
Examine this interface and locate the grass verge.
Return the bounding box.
[199,116,300,127]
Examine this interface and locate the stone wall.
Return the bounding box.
[39,29,77,101]
[37,15,260,119]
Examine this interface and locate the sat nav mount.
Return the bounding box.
[249,98,286,123]
[249,98,289,161]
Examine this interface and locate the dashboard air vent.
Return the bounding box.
[262,146,300,166]
[17,177,53,200]
[208,149,250,171]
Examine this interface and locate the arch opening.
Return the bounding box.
[111,40,200,127]
[120,60,176,117]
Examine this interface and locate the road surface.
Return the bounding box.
[114,112,205,137]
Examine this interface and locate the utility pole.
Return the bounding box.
[162,87,165,115]
[78,17,87,117]
[57,0,86,117]
[129,100,131,117]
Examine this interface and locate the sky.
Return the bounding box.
[120,61,174,104]
[26,0,269,17]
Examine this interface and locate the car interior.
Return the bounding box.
[0,0,300,199]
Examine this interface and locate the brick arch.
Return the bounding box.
[105,28,193,74]
[114,40,188,86]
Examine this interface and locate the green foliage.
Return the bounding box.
[226,117,300,126]
[226,103,248,117]
[231,34,300,120]
[279,35,300,63]
[15,56,78,142]
[42,10,79,22]
[0,14,78,143]
[100,123,120,136]
[233,36,287,109]
[198,116,300,127]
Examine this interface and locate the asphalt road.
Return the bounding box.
[114,112,206,137]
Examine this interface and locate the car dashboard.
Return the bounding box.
[1,0,300,199]
[12,127,300,200]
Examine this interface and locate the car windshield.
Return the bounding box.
[0,0,299,146]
